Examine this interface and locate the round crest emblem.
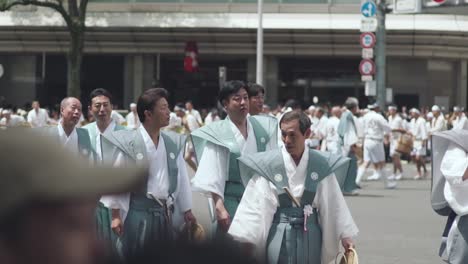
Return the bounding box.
[274,174,283,182]
[310,172,319,181]
[136,153,144,160]
[81,149,88,156]
[260,137,266,143]
[170,152,176,159]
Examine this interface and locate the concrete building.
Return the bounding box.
[0,0,467,111]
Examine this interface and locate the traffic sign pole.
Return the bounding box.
[376,0,387,108]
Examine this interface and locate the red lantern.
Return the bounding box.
[184,41,199,73]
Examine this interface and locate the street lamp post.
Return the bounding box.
[256,0,264,85]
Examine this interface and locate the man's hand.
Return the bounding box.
[111,209,123,236]
[184,210,197,225]
[341,237,354,250]
[216,206,231,233]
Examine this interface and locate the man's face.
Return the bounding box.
[281,119,310,158]
[249,91,264,115]
[61,98,82,127]
[432,110,440,117]
[185,102,193,111]
[224,88,249,121]
[89,96,112,124]
[389,108,396,115]
[146,98,170,128]
[6,201,105,264]
[32,102,39,110]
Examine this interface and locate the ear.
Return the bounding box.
[304,128,312,138]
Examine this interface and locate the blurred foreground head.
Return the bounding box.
[0,129,146,264]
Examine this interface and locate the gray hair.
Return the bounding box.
[344,97,359,110]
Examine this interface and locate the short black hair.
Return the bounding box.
[218,80,248,105]
[137,88,169,123]
[284,99,301,110]
[280,111,311,135]
[89,88,113,105]
[246,83,265,97]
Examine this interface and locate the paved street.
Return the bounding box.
[189,162,446,264]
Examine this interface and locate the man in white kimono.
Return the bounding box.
[337,97,360,195]
[409,108,428,179]
[322,106,341,155]
[102,88,196,257]
[355,103,394,188]
[387,105,407,181]
[228,111,358,264]
[431,129,468,263]
[36,97,94,161]
[451,106,468,130]
[125,103,140,129]
[185,100,203,126]
[83,88,126,249]
[308,107,328,149]
[27,101,50,127]
[191,80,278,235]
[430,105,447,135]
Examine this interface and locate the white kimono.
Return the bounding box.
[229,146,358,264]
[323,116,341,155]
[410,117,428,156]
[191,118,276,199]
[362,110,391,163]
[388,114,405,156]
[431,115,447,134]
[441,143,468,257]
[125,112,140,129]
[452,115,468,131]
[27,108,49,128]
[101,126,192,227]
[341,110,359,157]
[57,124,79,153]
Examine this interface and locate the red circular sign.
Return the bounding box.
[359,59,375,75]
[360,32,376,49]
[432,0,446,3]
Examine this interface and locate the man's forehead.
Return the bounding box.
[230,89,247,97]
[280,119,299,130]
[92,96,110,103]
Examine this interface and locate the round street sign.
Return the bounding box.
[360,32,376,48]
[432,0,446,3]
[359,59,375,75]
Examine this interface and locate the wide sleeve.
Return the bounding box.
[175,152,193,213]
[228,175,278,257]
[314,174,359,264]
[191,141,229,199]
[343,118,358,148]
[99,152,131,221]
[441,143,468,216]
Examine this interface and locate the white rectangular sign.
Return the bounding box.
[365,80,377,96]
[386,88,393,103]
[393,0,421,13]
[360,18,378,32]
[362,48,374,59]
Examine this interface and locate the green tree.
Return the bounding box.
[0,0,88,97]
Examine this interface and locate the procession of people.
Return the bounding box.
[1,80,468,264]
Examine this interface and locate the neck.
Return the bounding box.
[291,152,303,166]
[143,123,160,145]
[61,122,75,137]
[230,116,248,137]
[97,119,111,133]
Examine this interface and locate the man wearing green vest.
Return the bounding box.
[228,111,358,264]
[337,97,361,195]
[191,80,278,234]
[36,97,94,162]
[100,88,196,257]
[83,88,126,251]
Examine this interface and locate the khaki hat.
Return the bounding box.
[0,128,147,218]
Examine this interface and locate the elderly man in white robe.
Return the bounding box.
[409,108,429,179]
[321,106,341,155]
[337,97,361,195]
[431,129,468,263]
[355,103,394,188]
[191,80,278,235]
[228,111,358,264]
[36,97,94,161]
[101,88,196,258]
[387,105,407,180]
